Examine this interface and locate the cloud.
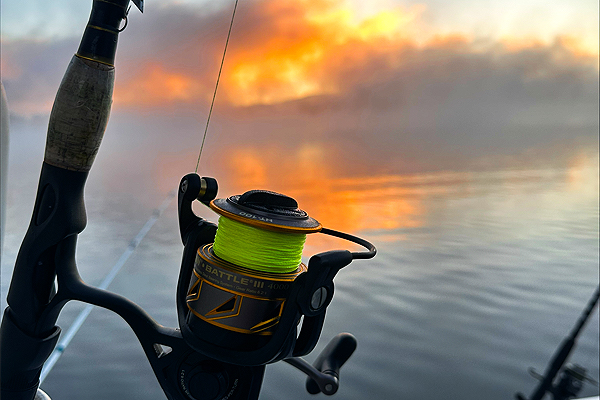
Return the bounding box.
[4,0,596,113]
[1,0,597,180]
[106,0,597,111]
[214,0,425,106]
[1,38,78,116]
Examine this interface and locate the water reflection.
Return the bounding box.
[128,142,597,266]
[204,145,598,250]
[205,145,427,254]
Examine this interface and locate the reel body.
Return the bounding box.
[185,244,307,349]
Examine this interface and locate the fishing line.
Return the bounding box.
[39,191,176,385]
[203,191,322,281]
[213,216,307,273]
[190,0,310,277]
[194,0,239,173]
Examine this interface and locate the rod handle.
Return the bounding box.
[44,56,114,172]
[44,0,137,172]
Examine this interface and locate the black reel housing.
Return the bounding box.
[176,173,376,367]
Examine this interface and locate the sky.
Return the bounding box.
[0,0,598,194]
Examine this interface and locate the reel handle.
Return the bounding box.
[306,333,357,395]
[285,333,358,396]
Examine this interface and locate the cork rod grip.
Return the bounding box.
[44,56,114,172]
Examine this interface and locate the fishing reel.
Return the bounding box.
[174,173,376,398]
[516,364,600,400]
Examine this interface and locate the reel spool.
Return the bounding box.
[184,189,319,351]
[176,173,376,367]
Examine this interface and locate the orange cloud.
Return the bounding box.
[221,0,424,106]
[114,63,206,108]
[498,34,599,64]
[102,0,597,113]
[553,35,599,68]
[500,34,598,58]
[2,0,597,119]
[106,0,426,110]
[425,33,471,49]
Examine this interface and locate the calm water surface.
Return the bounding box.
[1,152,598,400]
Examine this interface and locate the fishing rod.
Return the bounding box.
[0,1,376,400]
[516,285,600,400]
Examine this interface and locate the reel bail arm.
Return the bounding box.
[177,173,218,244]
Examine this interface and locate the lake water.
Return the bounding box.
[1,146,598,400]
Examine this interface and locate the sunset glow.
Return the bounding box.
[96,0,599,112]
[114,63,204,108]
[222,1,424,105]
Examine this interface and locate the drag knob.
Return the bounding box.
[238,190,298,209]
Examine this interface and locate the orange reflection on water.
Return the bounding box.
[148,140,598,256]
[565,150,599,194]
[218,145,425,240]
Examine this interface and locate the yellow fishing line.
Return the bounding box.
[213,216,306,273]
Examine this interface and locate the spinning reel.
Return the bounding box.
[171,173,376,399]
